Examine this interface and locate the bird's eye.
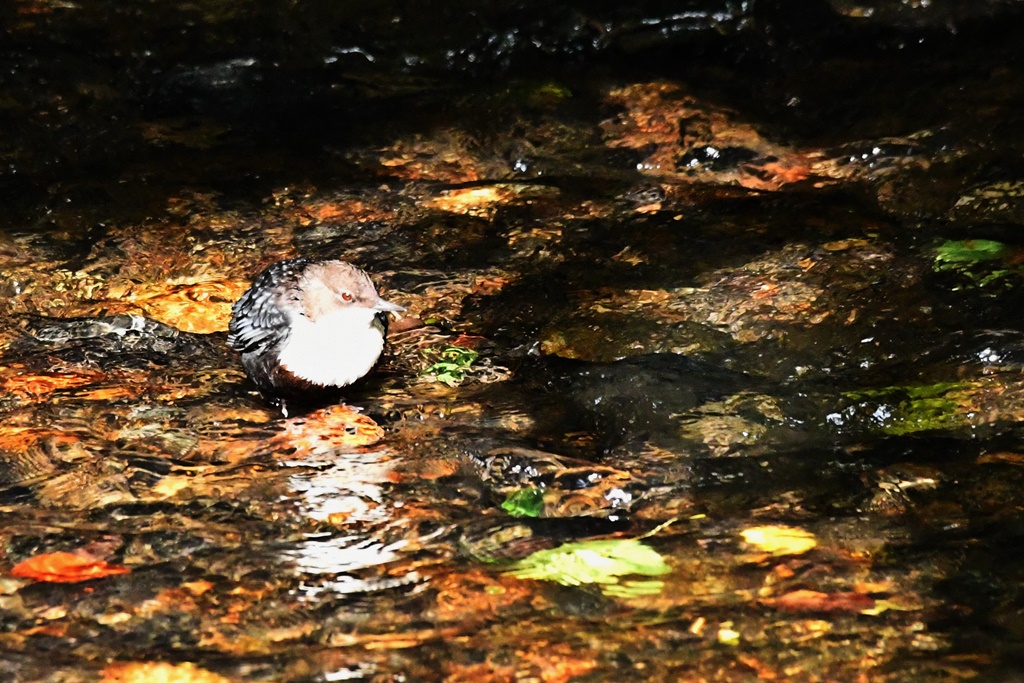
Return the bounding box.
[341,291,354,302]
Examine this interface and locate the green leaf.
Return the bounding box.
[422,345,479,386]
[933,239,1019,289]
[505,538,670,596]
[934,239,1007,265]
[501,487,545,518]
[601,580,666,598]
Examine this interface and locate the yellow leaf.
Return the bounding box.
[152,476,191,499]
[718,625,741,645]
[739,525,817,556]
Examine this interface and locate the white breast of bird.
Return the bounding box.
[276,307,385,388]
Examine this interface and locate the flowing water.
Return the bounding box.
[3,2,1024,681]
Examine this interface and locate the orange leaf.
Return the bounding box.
[101,661,233,683]
[271,404,384,455]
[758,160,811,185]
[2,369,104,397]
[11,551,130,583]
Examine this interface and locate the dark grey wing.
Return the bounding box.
[227,258,310,354]
[374,311,389,338]
[227,285,286,354]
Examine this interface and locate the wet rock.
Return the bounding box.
[512,353,771,454]
[10,315,227,370]
[828,0,1020,28]
[601,81,821,191]
[459,516,630,563]
[471,446,642,518]
[538,312,736,363]
[950,179,1024,225]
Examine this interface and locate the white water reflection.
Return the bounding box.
[283,449,395,522]
[280,449,427,596]
[289,534,407,574]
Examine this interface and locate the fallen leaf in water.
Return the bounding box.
[182,580,214,596]
[152,475,192,498]
[389,457,459,483]
[501,487,545,518]
[448,333,489,349]
[718,624,741,645]
[738,653,780,679]
[472,277,508,295]
[764,589,875,614]
[757,159,811,185]
[428,186,505,217]
[602,82,826,191]
[294,197,393,225]
[860,595,923,615]
[271,404,384,455]
[1,367,105,398]
[71,384,143,402]
[11,551,130,583]
[23,622,69,637]
[101,661,233,683]
[823,238,871,251]
[378,130,484,183]
[740,525,817,556]
[506,538,670,596]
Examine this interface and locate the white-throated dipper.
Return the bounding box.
[227,257,405,415]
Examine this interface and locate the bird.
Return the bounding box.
[227,257,405,415]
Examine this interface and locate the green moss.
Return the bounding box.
[843,381,976,435]
[933,239,1019,288]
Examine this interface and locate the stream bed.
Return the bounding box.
[3,1,1024,681]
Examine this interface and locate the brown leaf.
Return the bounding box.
[448,334,488,349]
[756,160,811,186]
[738,653,780,680]
[389,458,459,483]
[763,589,875,614]
[472,277,509,296]
[389,315,425,334]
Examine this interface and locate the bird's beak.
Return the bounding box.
[374,297,406,314]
